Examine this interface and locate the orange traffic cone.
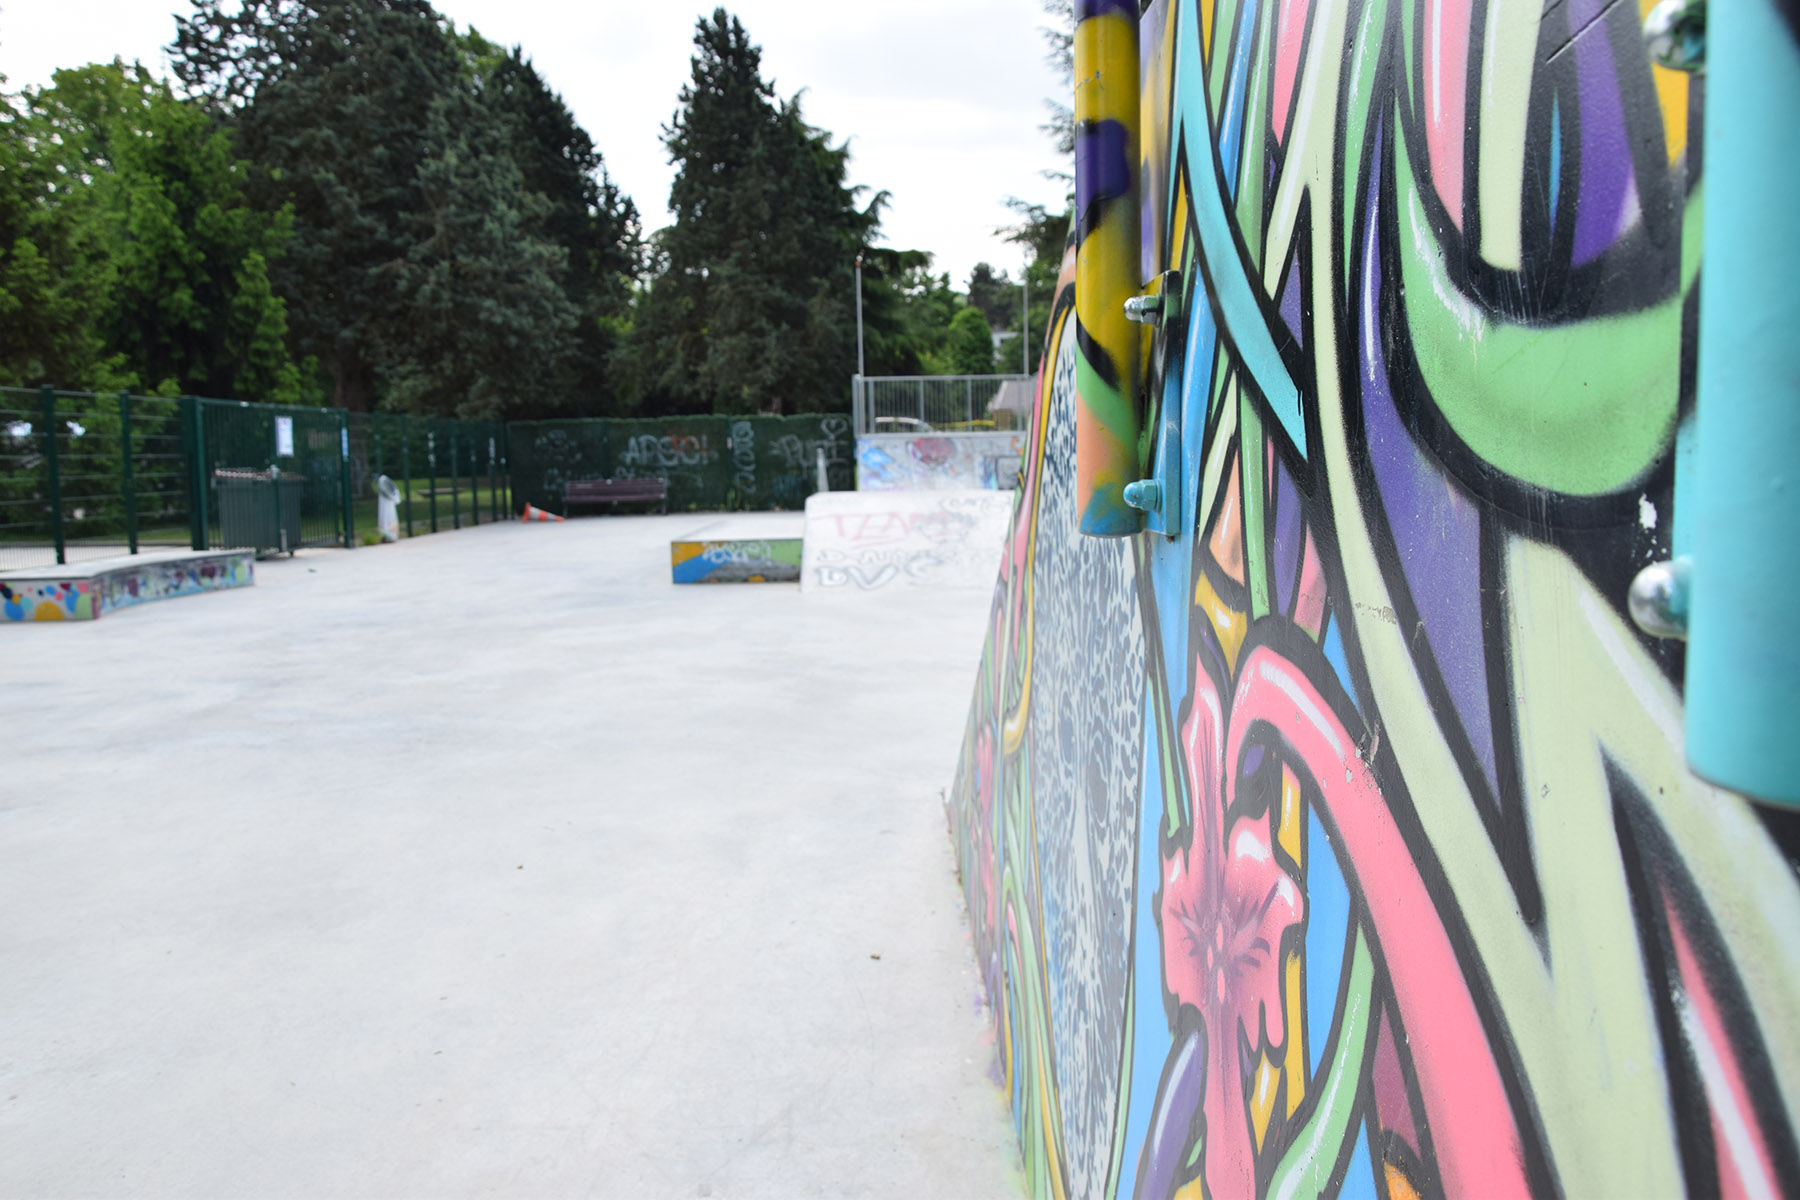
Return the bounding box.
[521,503,565,523]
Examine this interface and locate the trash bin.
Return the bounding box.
[212,467,303,556]
[376,475,401,543]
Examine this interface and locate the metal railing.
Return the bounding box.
[0,384,510,571]
[851,374,1033,436]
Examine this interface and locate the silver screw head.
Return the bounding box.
[1629,557,1693,640]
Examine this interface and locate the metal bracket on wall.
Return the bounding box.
[1123,269,1185,537]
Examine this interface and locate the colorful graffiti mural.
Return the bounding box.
[2,550,253,621]
[856,432,1028,491]
[670,536,803,583]
[950,2,1800,1198]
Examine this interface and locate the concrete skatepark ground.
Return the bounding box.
[0,515,1024,1198]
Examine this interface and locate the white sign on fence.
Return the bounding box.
[274,416,294,457]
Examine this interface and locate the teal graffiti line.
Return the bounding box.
[1172,0,1308,458]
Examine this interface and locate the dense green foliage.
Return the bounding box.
[170,0,643,418]
[967,262,1019,333]
[0,61,303,397]
[3,2,1033,417]
[627,10,880,415]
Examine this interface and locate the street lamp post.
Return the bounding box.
[1021,267,1030,376]
[854,253,866,432]
[854,254,866,378]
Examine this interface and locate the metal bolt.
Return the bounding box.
[1123,479,1162,512]
[1645,0,1705,72]
[1123,295,1162,324]
[1629,557,1693,640]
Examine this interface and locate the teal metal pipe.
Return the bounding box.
[1685,0,1800,806]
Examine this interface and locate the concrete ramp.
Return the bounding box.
[802,489,1012,593]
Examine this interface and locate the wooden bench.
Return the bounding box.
[563,477,669,516]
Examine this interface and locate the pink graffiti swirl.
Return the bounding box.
[1223,643,1530,1199]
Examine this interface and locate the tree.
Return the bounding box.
[630,9,881,415]
[966,262,1018,331]
[0,73,117,388]
[471,36,642,414]
[1039,0,1075,166]
[851,247,949,376]
[174,0,445,409]
[1,60,304,397]
[372,87,580,419]
[38,62,304,399]
[172,0,606,417]
[946,306,998,377]
[1001,198,1070,376]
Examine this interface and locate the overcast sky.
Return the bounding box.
[0,0,1069,288]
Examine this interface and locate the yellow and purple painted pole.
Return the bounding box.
[1073,0,1143,537]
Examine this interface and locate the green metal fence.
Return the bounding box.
[347,412,509,539]
[0,385,511,571]
[1,386,192,571]
[507,414,853,515]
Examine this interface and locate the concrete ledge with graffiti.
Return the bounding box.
[1,549,254,622]
[856,431,1027,491]
[671,515,805,584]
[948,3,1800,1199]
[801,490,1012,593]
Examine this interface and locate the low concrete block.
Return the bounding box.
[1,549,254,622]
[671,537,804,583]
[670,514,806,584]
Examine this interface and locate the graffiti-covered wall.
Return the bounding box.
[856,432,1027,490]
[950,2,1800,1199]
[508,415,853,513]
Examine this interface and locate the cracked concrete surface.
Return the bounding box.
[0,515,1022,1199]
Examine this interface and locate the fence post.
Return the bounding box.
[428,428,439,533]
[450,425,460,530]
[469,426,478,524]
[40,385,64,565]
[339,408,354,548]
[488,427,498,523]
[187,397,210,550]
[180,397,199,550]
[119,390,138,555]
[503,424,512,515]
[402,418,413,537]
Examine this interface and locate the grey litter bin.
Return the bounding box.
[213,467,304,556]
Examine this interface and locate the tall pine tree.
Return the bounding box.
[474,39,642,414]
[632,9,880,415]
[173,0,618,417]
